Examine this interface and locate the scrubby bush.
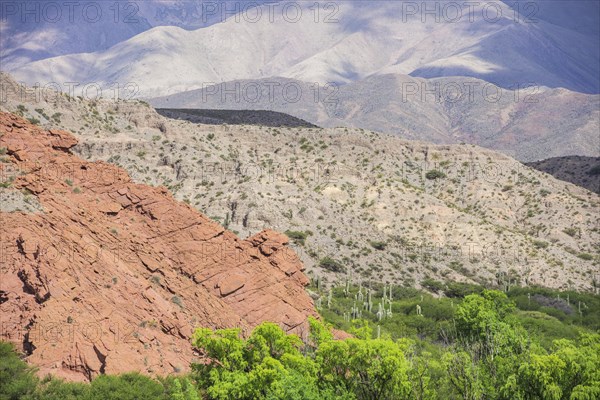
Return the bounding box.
[318,257,345,273]
[368,240,386,250]
[421,278,444,293]
[284,230,310,246]
[425,170,446,180]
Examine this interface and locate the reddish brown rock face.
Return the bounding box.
[0,112,317,381]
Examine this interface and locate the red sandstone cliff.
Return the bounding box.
[0,112,317,381]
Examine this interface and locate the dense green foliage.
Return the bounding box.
[0,342,199,400]
[1,285,599,399]
[313,283,600,399]
[318,282,599,346]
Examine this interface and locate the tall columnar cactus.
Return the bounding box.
[377,302,384,321]
[358,284,364,302]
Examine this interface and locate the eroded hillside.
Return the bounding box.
[1,74,599,294]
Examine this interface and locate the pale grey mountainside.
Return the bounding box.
[0,0,272,70]
[8,1,600,96]
[150,74,600,162]
[2,73,599,293]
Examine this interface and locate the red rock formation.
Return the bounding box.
[0,112,318,381]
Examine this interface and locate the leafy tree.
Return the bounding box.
[442,351,487,400]
[501,334,600,400]
[27,376,89,399]
[192,322,321,399]
[308,316,333,349]
[166,378,200,400]
[455,291,526,357]
[87,373,166,400]
[0,341,38,400]
[316,336,411,399]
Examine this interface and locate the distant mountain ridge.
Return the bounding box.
[156,108,318,128]
[7,1,600,97]
[0,1,272,70]
[527,156,600,194]
[150,74,600,162]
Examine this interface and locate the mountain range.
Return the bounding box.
[5,1,598,162]
[6,1,600,96]
[150,74,600,162]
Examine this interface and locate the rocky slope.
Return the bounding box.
[1,74,599,295]
[527,156,600,194]
[0,112,317,381]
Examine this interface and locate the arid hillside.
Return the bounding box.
[1,74,599,294]
[0,112,317,381]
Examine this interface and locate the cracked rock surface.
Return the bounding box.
[0,112,317,381]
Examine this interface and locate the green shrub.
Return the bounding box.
[421,278,444,293]
[562,227,579,237]
[87,373,165,400]
[578,253,593,261]
[444,282,483,298]
[319,257,346,273]
[368,240,386,250]
[284,230,310,246]
[425,170,446,180]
